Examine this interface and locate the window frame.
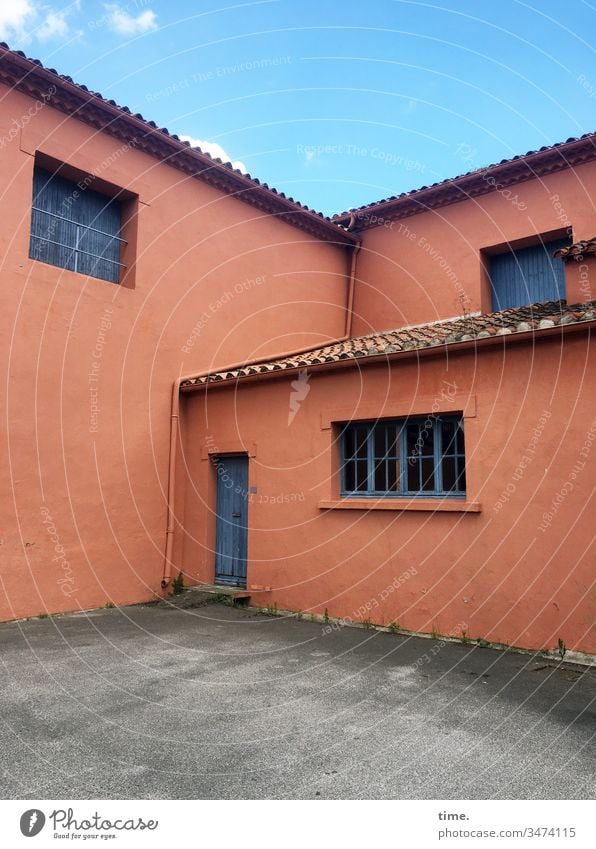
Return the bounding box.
[340,414,466,499]
[29,164,127,285]
[486,235,570,312]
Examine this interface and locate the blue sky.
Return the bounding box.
[2,0,595,216]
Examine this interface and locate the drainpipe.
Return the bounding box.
[161,237,361,589]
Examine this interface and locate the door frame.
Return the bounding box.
[213,452,249,588]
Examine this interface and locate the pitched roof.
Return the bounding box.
[333,134,596,231]
[554,238,596,262]
[0,44,355,246]
[1,44,594,243]
[180,300,596,390]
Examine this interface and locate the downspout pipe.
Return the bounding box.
[161,237,361,589]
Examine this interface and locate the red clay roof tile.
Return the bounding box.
[554,238,596,261]
[181,300,596,390]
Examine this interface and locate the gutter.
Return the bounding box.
[161,237,361,589]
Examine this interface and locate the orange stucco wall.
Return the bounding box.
[350,161,596,334]
[2,77,594,656]
[180,331,595,655]
[0,84,351,621]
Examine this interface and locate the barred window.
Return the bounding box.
[29,167,125,284]
[341,416,466,497]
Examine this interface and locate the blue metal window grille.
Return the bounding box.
[29,167,125,284]
[489,238,570,311]
[341,415,466,497]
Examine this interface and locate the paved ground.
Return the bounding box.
[0,602,594,799]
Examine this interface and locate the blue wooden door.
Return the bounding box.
[214,455,249,587]
[490,238,569,311]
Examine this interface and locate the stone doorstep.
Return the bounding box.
[158,584,251,610]
[191,583,251,598]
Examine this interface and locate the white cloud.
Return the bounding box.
[37,9,69,40]
[179,135,247,174]
[104,4,158,36]
[0,1,80,44]
[0,0,37,42]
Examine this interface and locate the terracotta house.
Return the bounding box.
[1,45,594,656]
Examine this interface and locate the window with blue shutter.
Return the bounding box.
[29,167,125,284]
[489,237,569,311]
[341,415,466,498]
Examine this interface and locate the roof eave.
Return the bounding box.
[0,46,356,246]
[180,318,595,393]
[333,136,596,231]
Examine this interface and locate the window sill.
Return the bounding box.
[318,498,481,513]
